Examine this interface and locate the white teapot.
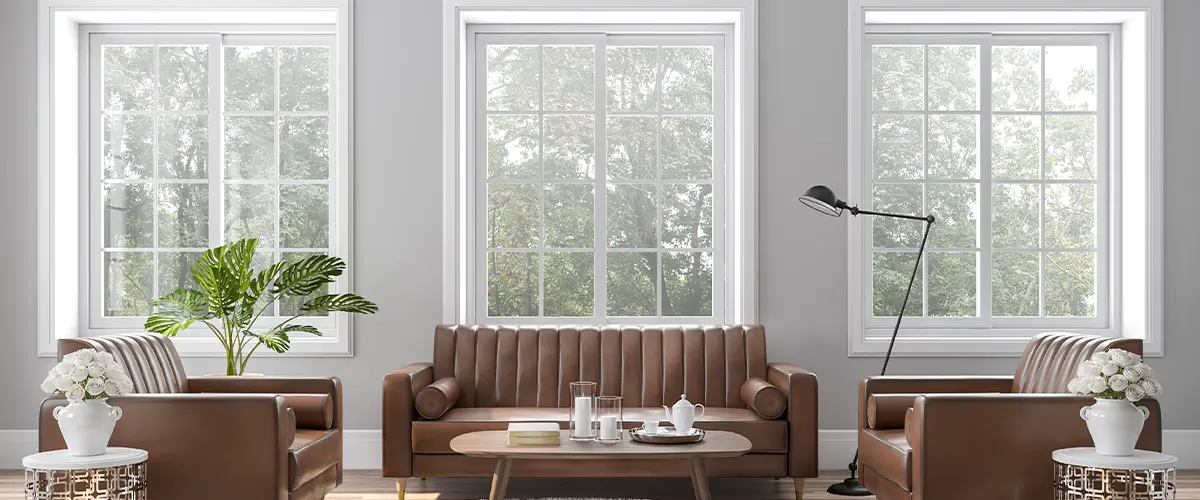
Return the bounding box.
[662,394,706,435]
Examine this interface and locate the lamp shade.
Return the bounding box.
[799,185,844,216]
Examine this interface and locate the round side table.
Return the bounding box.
[1053,447,1177,500]
[23,448,148,500]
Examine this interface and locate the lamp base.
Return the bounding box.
[827,477,872,496]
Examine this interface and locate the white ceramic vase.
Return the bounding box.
[54,399,123,457]
[1081,398,1149,456]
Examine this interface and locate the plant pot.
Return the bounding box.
[1081,398,1150,456]
[53,399,123,457]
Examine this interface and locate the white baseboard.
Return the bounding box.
[6,429,1200,470]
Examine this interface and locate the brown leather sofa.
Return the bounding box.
[858,332,1163,500]
[38,334,343,500]
[384,324,818,496]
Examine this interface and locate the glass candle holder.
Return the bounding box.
[596,395,623,443]
[569,381,598,441]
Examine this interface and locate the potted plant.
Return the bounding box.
[1068,349,1163,456]
[144,238,378,375]
[41,349,134,456]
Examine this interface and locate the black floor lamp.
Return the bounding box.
[797,185,935,497]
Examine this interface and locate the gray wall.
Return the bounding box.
[0,0,1196,431]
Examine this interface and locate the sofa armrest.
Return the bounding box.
[906,394,1162,500]
[188,376,342,429]
[383,362,434,478]
[858,375,1014,429]
[40,394,292,500]
[766,363,818,478]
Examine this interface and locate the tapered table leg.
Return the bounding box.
[490,457,513,500]
[689,458,712,500]
[395,478,408,500]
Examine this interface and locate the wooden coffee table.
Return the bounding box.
[450,430,752,500]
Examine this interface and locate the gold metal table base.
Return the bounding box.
[1054,460,1176,499]
[24,462,148,500]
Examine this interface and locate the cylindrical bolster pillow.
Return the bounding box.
[416,377,462,420]
[866,393,919,429]
[282,394,334,430]
[284,407,297,445]
[740,377,786,419]
[904,406,917,446]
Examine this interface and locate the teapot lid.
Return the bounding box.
[673,394,692,407]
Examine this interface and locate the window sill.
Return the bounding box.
[850,329,1164,357]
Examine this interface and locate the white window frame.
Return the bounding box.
[442,0,759,326]
[848,0,1164,357]
[37,0,354,357]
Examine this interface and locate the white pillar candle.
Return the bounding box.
[599,415,619,440]
[573,396,593,437]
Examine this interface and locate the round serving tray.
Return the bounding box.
[629,427,705,444]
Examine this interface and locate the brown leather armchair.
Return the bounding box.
[383,325,819,498]
[38,334,343,500]
[857,332,1163,500]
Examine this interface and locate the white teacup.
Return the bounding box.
[642,420,659,434]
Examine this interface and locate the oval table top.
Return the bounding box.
[1053,448,1179,469]
[23,448,148,470]
[450,430,751,460]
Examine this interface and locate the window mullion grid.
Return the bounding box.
[1038,45,1047,317]
[208,36,222,251]
[537,45,546,318]
[921,44,929,318]
[595,38,608,323]
[979,38,994,322]
[274,45,283,270]
[151,44,161,303]
[655,45,664,319]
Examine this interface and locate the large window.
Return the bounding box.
[89,32,344,332]
[864,33,1109,332]
[473,32,729,323]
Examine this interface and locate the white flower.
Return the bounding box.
[1144,365,1157,379]
[64,385,85,403]
[1141,379,1163,397]
[69,367,88,382]
[1088,376,1109,394]
[1108,373,1130,392]
[1125,383,1146,402]
[54,362,72,375]
[1122,364,1145,382]
[54,376,74,392]
[103,380,122,397]
[1109,349,1141,368]
[96,352,116,365]
[85,378,105,396]
[85,362,106,378]
[116,375,134,394]
[40,376,57,394]
[70,349,96,365]
[1067,377,1080,394]
[1100,361,1119,376]
[1077,361,1102,378]
[1090,351,1112,364]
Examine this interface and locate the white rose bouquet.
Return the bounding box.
[1067,348,1162,402]
[40,349,134,403]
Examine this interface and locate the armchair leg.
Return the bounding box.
[396,478,408,500]
[793,478,805,500]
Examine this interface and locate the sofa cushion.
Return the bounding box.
[859,428,912,490]
[416,377,461,419]
[411,407,786,454]
[289,429,341,490]
[867,393,918,430]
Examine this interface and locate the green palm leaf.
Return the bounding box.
[300,293,379,314]
[145,289,211,336]
[245,330,291,353]
[191,239,259,315]
[273,255,346,297]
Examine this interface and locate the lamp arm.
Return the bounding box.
[849,206,935,223]
[879,218,933,376]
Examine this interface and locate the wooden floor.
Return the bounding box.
[1,469,1198,499]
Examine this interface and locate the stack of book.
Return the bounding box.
[507,422,561,446]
